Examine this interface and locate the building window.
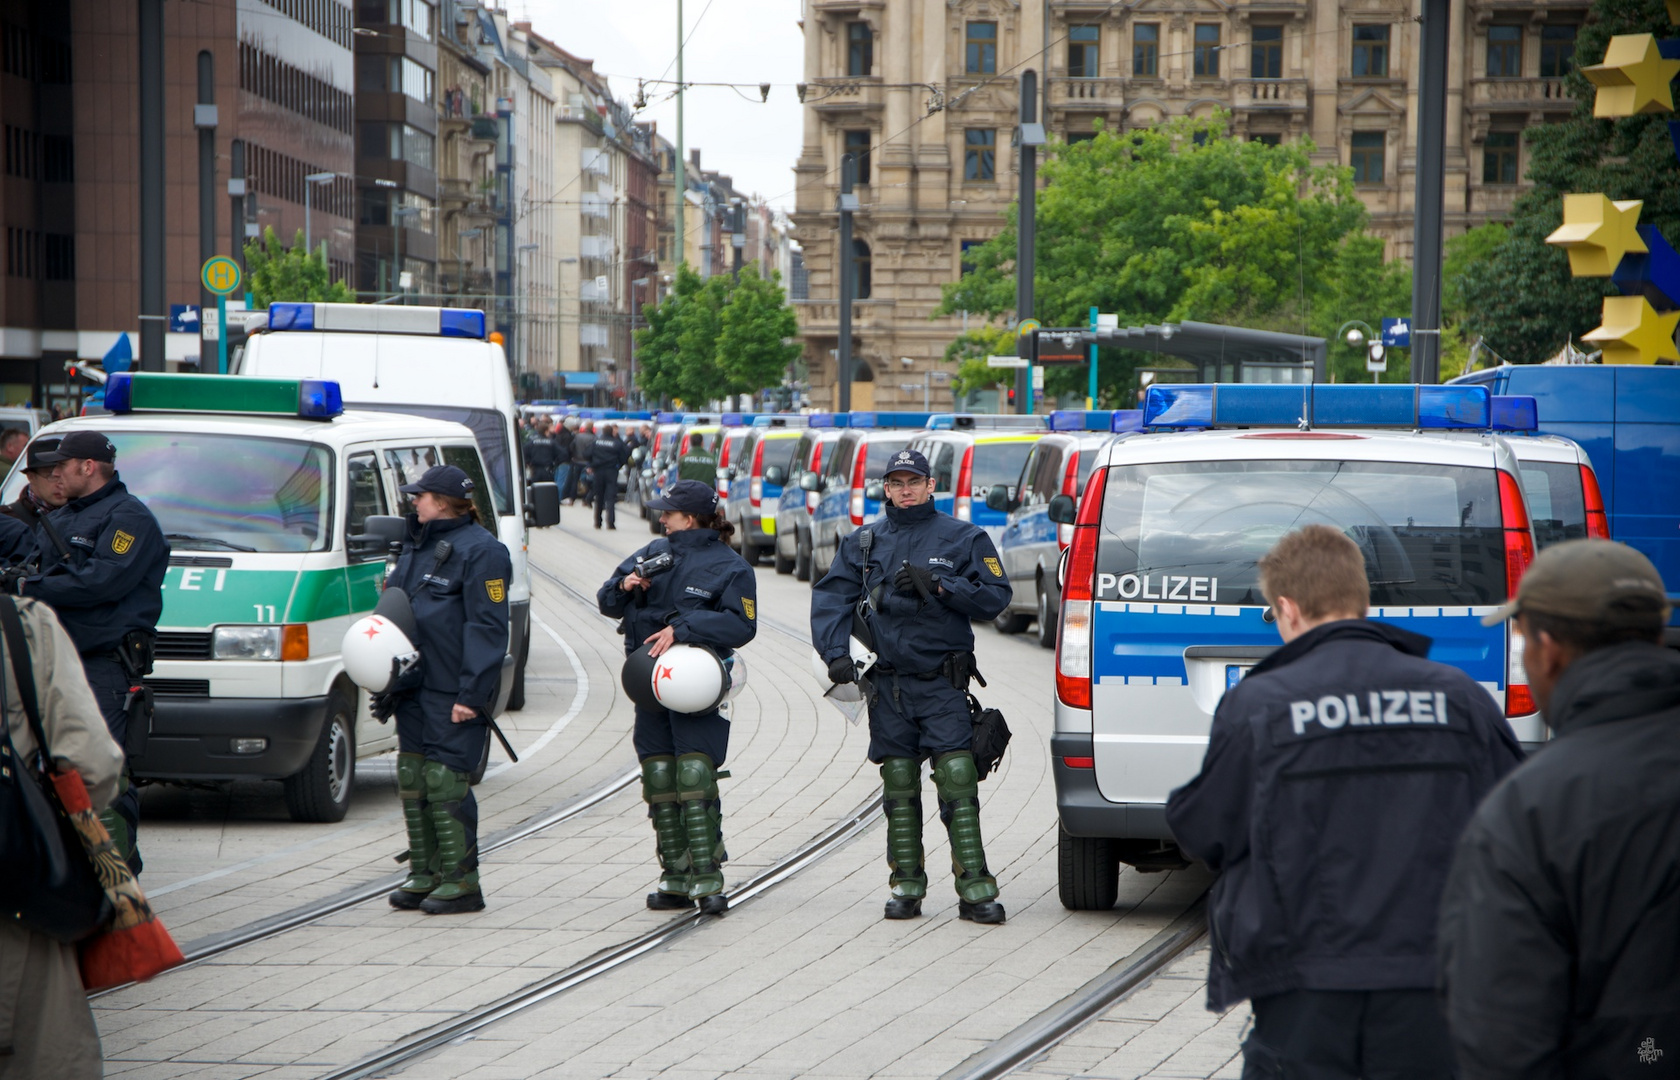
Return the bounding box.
[852,239,872,299]
[844,129,872,184]
[1483,131,1519,184]
[1068,25,1099,78]
[960,239,985,275]
[1066,130,1097,144]
[1252,132,1282,146]
[847,21,872,77]
[1251,26,1282,79]
[967,21,997,74]
[1487,25,1522,77]
[1352,25,1389,77]
[1194,24,1221,77]
[1350,131,1385,184]
[964,128,996,181]
[1540,24,1576,77]
[1133,23,1159,76]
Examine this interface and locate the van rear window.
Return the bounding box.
[763,437,801,477]
[1518,462,1587,550]
[1097,459,1507,607]
[970,442,1036,498]
[352,403,511,516]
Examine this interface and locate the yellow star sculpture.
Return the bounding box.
[1583,34,1680,118]
[1545,194,1648,277]
[1583,295,1680,365]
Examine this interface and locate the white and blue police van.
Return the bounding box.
[806,412,929,581]
[1049,383,1547,909]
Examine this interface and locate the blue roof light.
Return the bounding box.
[297,379,344,419]
[1110,410,1144,433]
[438,309,487,339]
[268,302,316,331]
[104,372,133,414]
[1144,385,1215,428]
[1490,395,1539,432]
[656,411,681,423]
[1143,383,1493,430]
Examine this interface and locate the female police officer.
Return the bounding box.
[597,479,757,915]
[385,464,512,915]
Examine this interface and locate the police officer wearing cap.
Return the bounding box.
[597,478,757,914]
[0,436,65,560]
[810,448,1014,924]
[384,464,513,915]
[5,429,168,874]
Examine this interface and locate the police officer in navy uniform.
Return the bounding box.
[6,429,168,874]
[1165,525,1522,1079]
[597,479,757,915]
[811,448,1014,923]
[384,464,513,915]
[0,436,64,563]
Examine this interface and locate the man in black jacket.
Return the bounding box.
[1438,539,1678,1080]
[589,423,629,529]
[1166,524,1522,1079]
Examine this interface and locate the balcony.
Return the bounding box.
[806,79,885,114]
[1048,77,1126,110]
[1234,78,1310,112]
[1469,77,1570,111]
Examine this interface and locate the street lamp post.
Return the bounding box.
[1337,320,1382,384]
[392,205,420,302]
[516,241,539,386]
[304,172,335,256]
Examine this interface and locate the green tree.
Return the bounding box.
[1458,0,1680,361]
[242,227,354,308]
[716,264,801,398]
[634,263,804,406]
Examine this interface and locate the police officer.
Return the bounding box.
[810,448,1013,923]
[522,416,559,487]
[1165,525,1522,1079]
[571,420,597,505]
[597,479,756,915]
[677,432,717,484]
[6,429,168,874]
[0,435,62,563]
[384,464,513,915]
[589,422,630,530]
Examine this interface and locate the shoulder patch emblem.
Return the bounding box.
[742,597,755,621]
[485,578,506,603]
[111,530,135,555]
[983,556,1003,577]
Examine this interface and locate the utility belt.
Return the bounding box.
[85,631,156,762]
[869,651,985,709]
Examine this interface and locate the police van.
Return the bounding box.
[1049,383,1548,908]
[806,412,929,580]
[907,420,1047,551]
[722,421,804,565]
[235,303,558,711]
[774,426,846,580]
[3,373,519,822]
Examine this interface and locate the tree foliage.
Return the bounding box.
[242,227,354,308]
[936,114,1411,397]
[635,262,801,406]
[1457,0,1680,362]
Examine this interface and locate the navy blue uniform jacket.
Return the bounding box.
[387,513,512,710]
[810,500,1011,674]
[1165,619,1522,1011]
[597,528,756,657]
[23,476,168,655]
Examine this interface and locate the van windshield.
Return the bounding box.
[763,437,801,477]
[350,403,511,515]
[1097,459,1507,607]
[1518,461,1587,550]
[109,433,331,553]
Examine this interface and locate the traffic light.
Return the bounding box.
[1006,387,1016,407]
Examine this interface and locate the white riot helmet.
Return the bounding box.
[341,588,422,693]
[810,637,877,725]
[622,642,741,715]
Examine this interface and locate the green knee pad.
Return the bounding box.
[423,760,479,901]
[933,751,998,904]
[641,756,691,894]
[676,752,725,898]
[880,757,926,900]
[396,753,438,894]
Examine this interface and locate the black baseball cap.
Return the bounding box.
[879,448,931,479]
[646,479,718,516]
[22,437,61,472]
[34,430,116,465]
[399,464,476,499]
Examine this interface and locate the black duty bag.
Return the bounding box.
[0,598,113,942]
[966,691,1012,782]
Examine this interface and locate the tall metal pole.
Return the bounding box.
[1411,0,1449,384]
[138,0,165,372]
[305,184,313,253]
[837,154,856,413]
[197,51,217,372]
[1015,70,1039,413]
[229,140,247,279]
[674,0,685,269]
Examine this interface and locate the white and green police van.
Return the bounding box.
[4,372,515,822]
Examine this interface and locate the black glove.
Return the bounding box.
[369,691,399,723]
[0,566,26,596]
[827,655,856,684]
[893,562,938,600]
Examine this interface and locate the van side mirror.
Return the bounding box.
[350,514,407,560]
[763,465,787,487]
[526,482,561,528]
[985,484,1015,513]
[799,471,822,492]
[864,480,885,501]
[1047,494,1077,525]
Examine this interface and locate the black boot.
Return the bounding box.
[883,897,923,919]
[646,891,696,910]
[958,898,1007,924]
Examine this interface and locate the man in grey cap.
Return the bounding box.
[1438,538,1679,1080]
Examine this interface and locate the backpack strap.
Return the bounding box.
[0,596,49,767]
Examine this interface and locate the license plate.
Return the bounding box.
[1226,664,1252,690]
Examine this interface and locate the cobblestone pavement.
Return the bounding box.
[94,512,1214,1079]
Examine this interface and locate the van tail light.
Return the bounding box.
[1498,469,1537,717]
[808,444,823,515]
[1057,451,1081,550]
[955,445,975,522]
[749,440,765,510]
[849,443,868,526]
[1056,465,1108,710]
[1580,464,1610,539]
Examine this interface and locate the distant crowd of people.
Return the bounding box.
[520,416,654,530]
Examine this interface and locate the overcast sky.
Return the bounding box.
[519,0,806,210]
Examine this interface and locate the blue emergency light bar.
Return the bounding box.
[928,413,1048,431]
[267,302,487,339]
[656,412,682,423]
[807,413,853,428]
[720,413,762,427]
[104,372,344,419]
[1111,410,1144,433]
[1144,383,1492,431]
[1489,396,1539,433]
[850,411,933,429]
[751,414,807,428]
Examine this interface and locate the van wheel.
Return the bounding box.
[773,538,795,574]
[1058,824,1120,910]
[994,608,1031,635]
[794,530,812,582]
[506,617,531,712]
[469,731,492,786]
[284,690,356,823]
[1035,584,1057,650]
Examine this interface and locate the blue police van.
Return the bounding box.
[806,413,928,581]
[1050,384,1549,909]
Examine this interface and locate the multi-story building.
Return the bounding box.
[434,0,496,311]
[354,0,438,300]
[792,0,1586,410]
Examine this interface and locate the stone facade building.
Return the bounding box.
[792,0,1586,410]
